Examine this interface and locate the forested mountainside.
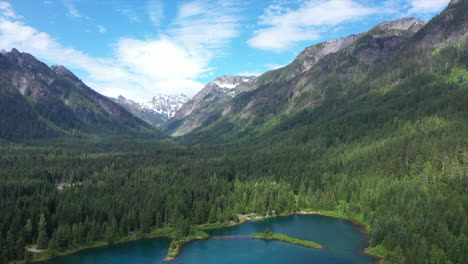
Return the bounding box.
[164,9,464,142]
[0,49,159,140]
[164,17,428,137]
[0,0,467,264]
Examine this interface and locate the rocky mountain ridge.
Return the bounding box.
[164,75,256,136]
[112,94,189,126]
[164,17,430,136]
[0,49,158,140]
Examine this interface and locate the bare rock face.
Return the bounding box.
[174,76,256,119]
[375,18,427,33]
[112,94,189,126]
[348,18,427,64]
[295,33,364,73]
[164,76,255,136]
[51,65,81,82]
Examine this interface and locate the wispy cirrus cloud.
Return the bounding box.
[236,71,263,77]
[147,0,164,27]
[249,0,376,51]
[170,0,241,53]
[62,0,81,18]
[118,7,142,23]
[265,63,286,70]
[0,1,18,18]
[402,0,450,14]
[97,25,107,33]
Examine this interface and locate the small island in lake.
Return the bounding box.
[252,228,323,249]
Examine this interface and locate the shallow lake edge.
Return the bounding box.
[24,212,382,264]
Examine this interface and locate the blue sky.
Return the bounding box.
[0,0,450,102]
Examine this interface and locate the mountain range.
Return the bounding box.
[111,94,189,126]
[0,0,466,143]
[163,17,430,137]
[0,1,467,264]
[0,49,159,140]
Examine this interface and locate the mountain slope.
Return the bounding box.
[112,94,189,126]
[0,49,160,140]
[165,18,427,138]
[164,76,256,136]
[172,0,466,145]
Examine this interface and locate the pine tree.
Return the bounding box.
[36,213,48,249]
[24,219,33,244]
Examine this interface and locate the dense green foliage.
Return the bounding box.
[167,230,209,259]
[252,232,323,249]
[1,45,466,261]
[1,2,467,264]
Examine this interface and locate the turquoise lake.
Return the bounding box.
[44,214,375,264]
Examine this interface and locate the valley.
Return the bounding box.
[0,1,467,264]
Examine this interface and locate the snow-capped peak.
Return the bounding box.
[142,94,189,119]
[213,76,241,90]
[112,94,189,125]
[213,80,239,89]
[210,76,256,97]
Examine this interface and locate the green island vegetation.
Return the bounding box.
[166,230,209,260]
[252,228,323,249]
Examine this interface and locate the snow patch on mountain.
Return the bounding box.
[143,94,190,119]
[112,94,189,126]
[213,80,239,89]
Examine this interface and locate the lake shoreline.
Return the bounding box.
[23,211,382,264]
[24,235,172,264]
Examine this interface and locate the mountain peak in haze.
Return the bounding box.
[173,75,256,119]
[51,65,81,82]
[112,94,189,126]
[375,18,426,32]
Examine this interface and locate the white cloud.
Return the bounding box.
[171,0,241,53]
[0,17,204,101]
[118,7,142,23]
[266,63,286,70]
[382,0,450,15]
[407,0,450,14]
[0,1,18,18]
[148,0,164,27]
[97,25,107,33]
[249,0,376,51]
[236,63,286,77]
[0,0,242,102]
[237,71,263,77]
[250,25,320,51]
[116,37,208,81]
[62,0,81,18]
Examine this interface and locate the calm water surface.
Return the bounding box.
[45,215,374,264]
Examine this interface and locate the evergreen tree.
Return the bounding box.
[24,218,33,244]
[36,213,48,249]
